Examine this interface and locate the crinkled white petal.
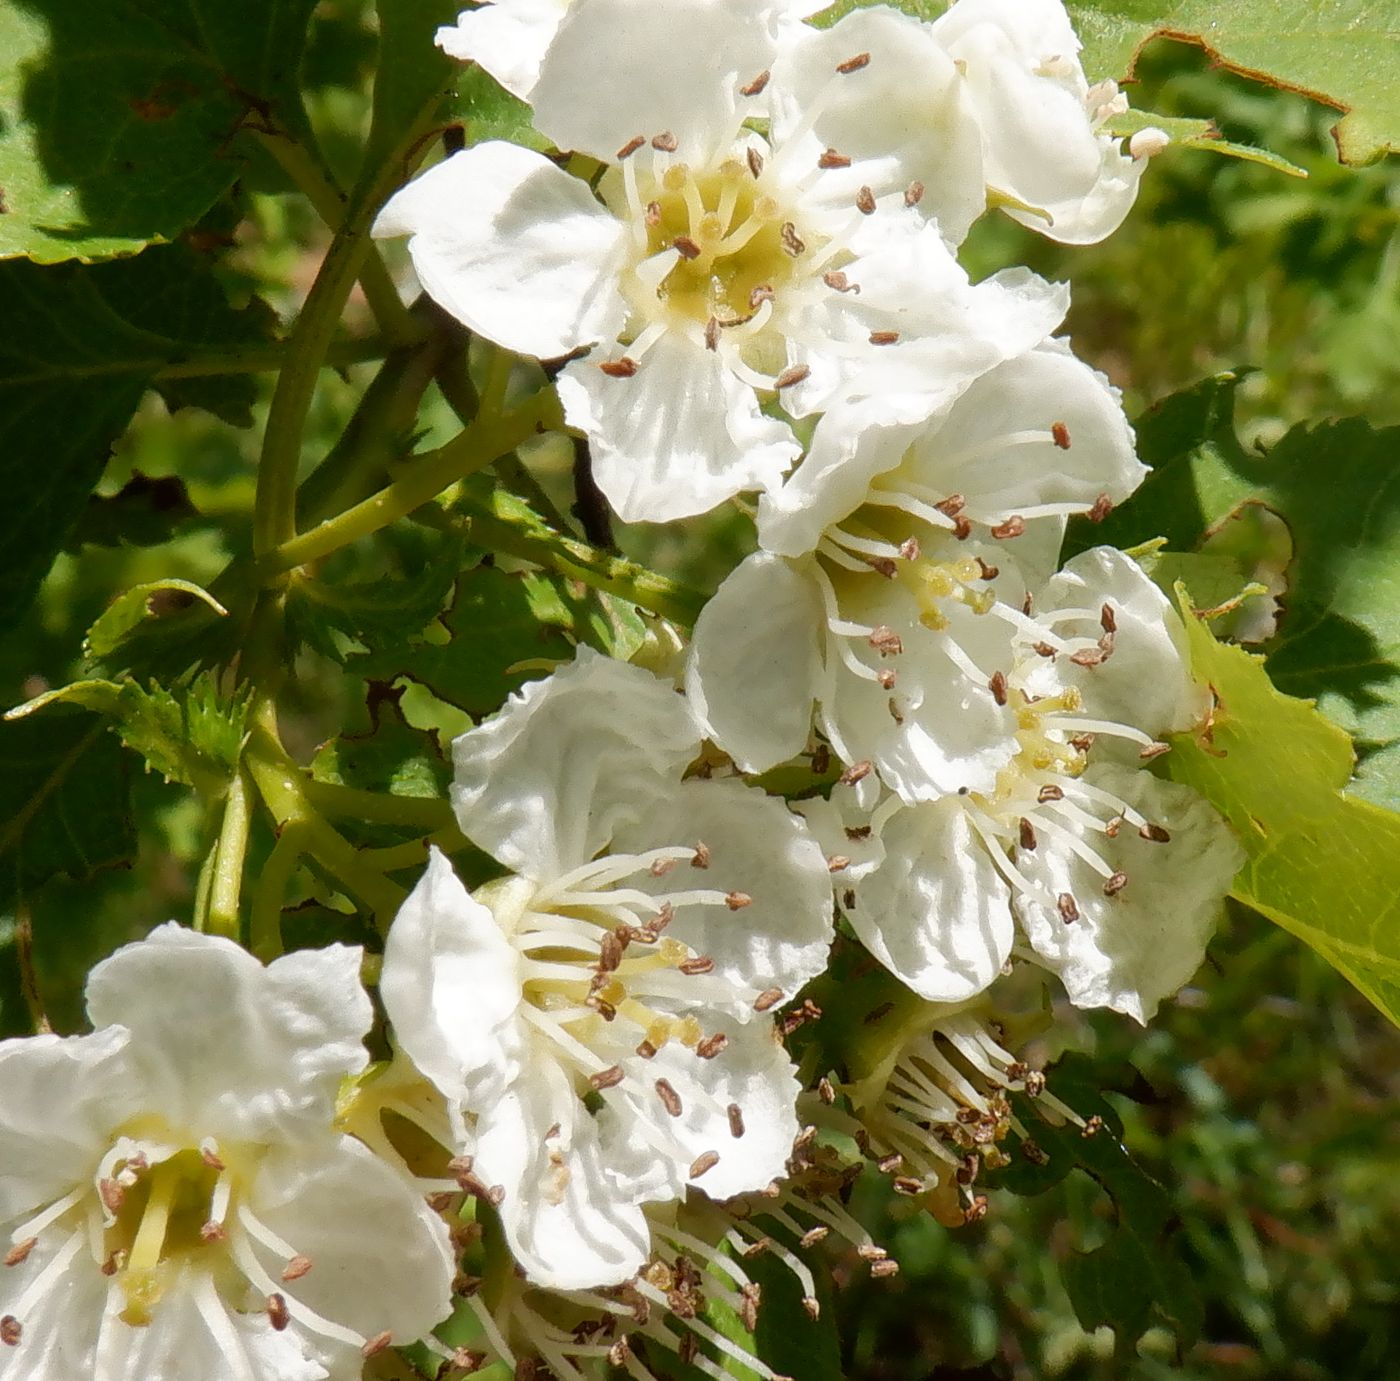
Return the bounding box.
[611,776,835,1008]
[476,1057,650,1290]
[435,0,570,101]
[84,925,371,1145]
[686,552,825,774]
[844,798,1014,1003]
[451,646,700,877]
[373,142,628,359]
[245,1136,456,1364]
[557,335,800,524]
[0,1224,111,1379]
[381,848,524,1126]
[1034,545,1208,741]
[0,1026,136,1223]
[530,0,786,162]
[770,6,986,245]
[1014,766,1244,1022]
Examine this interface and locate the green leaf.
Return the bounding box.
[63,473,198,551]
[84,579,228,663]
[1100,107,1308,177]
[0,0,316,262]
[0,710,136,911]
[1066,0,1400,164]
[0,248,274,633]
[366,0,460,165]
[447,64,551,152]
[1165,599,1400,1028]
[311,693,450,803]
[750,1247,843,1381]
[999,1054,1202,1358]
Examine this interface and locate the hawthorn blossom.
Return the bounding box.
[0,926,453,1381]
[930,0,1158,243]
[380,649,834,1289]
[373,1,1067,522]
[687,339,1144,801]
[800,547,1244,1021]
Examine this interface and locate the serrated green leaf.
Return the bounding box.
[0,0,317,262]
[1066,0,1400,164]
[0,710,136,910]
[85,579,228,662]
[0,248,275,633]
[1166,600,1400,1028]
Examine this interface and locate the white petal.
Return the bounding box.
[686,552,825,773]
[604,1021,800,1201]
[531,0,783,161]
[84,926,370,1144]
[0,1027,135,1222]
[1014,766,1244,1021]
[435,0,570,101]
[246,1137,456,1355]
[476,1057,651,1289]
[558,336,800,524]
[611,776,835,1005]
[0,1225,110,1378]
[771,7,985,244]
[845,799,1014,1002]
[373,143,628,359]
[381,848,524,1124]
[450,647,700,877]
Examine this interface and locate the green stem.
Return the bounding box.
[206,771,253,940]
[355,824,469,874]
[258,391,562,576]
[249,823,308,963]
[303,777,455,830]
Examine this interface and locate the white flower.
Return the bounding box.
[800,548,1243,1020]
[373,3,1067,523]
[380,649,834,1290]
[686,340,1144,800]
[0,927,454,1381]
[930,0,1149,243]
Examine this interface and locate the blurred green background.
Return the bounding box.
[0,8,1396,1378]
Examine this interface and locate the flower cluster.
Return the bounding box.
[1,2,1247,1378]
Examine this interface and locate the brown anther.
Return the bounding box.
[1140,741,1171,761]
[704,316,721,351]
[818,147,851,169]
[697,1032,729,1059]
[1100,602,1118,634]
[1103,871,1129,896]
[586,996,618,1021]
[728,1102,746,1137]
[691,841,711,869]
[962,1195,989,1225]
[876,1152,904,1173]
[780,221,805,255]
[1033,641,1057,658]
[598,931,624,973]
[1056,892,1080,923]
[774,364,810,390]
[952,516,973,540]
[101,1250,125,1276]
[599,356,638,378]
[1037,784,1064,803]
[898,535,921,560]
[4,1239,36,1268]
[280,1253,313,1282]
[1051,420,1072,449]
[724,891,752,911]
[361,1331,393,1359]
[816,1078,838,1110]
[856,1244,886,1263]
[1088,492,1114,523]
[1070,646,1107,668]
[680,955,716,974]
[863,1000,894,1025]
[653,901,676,930]
[2,1317,21,1347]
[267,1293,291,1332]
[990,515,1026,539]
[616,135,646,159]
[635,1039,658,1059]
[644,199,662,226]
[893,1176,924,1196]
[487,1184,505,1206]
[855,185,877,214]
[656,1079,684,1117]
[608,1337,634,1368]
[975,557,1000,581]
[1104,816,1122,838]
[747,146,764,178]
[739,1281,762,1332]
[827,854,851,873]
[447,1154,475,1178]
[866,554,899,577]
[99,1178,125,1214]
[879,669,897,692]
[1018,818,1038,851]
[673,234,702,260]
[836,51,872,73]
[689,1150,720,1179]
[868,329,899,345]
[740,69,771,96]
[988,670,1008,706]
[749,283,776,309]
[1022,1069,1047,1097]
[904,180,925,207]
[753,987,784,1012]
[802,1296,821,1320]
[844,824,872,841]
[743,1236,772,1259]
[839,759,872,785]
[590,1065,626,1091]
[1082,1114,1105,1139]
[1140,822,1172,843]
[934,493,966,516]
[1070,733,1095,753]
[1021,1139,1051,1165]
[871,1258,900,1278]
[823,269,858,292]
[651,131,678,152]
[886,693,902,719]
